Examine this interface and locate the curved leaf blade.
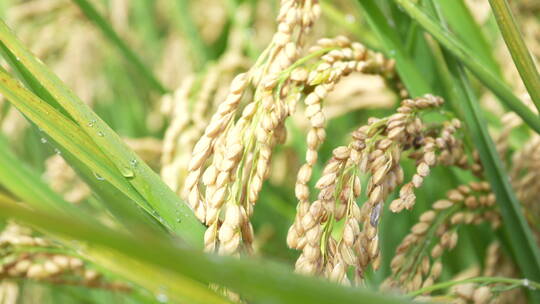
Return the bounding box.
[71,0,167,94]
[488,0,540,113]
[425,1,540,296]
[392,0,540,134]
[355,0,431,97]
[0,200,413,304]
[0,20,205,246]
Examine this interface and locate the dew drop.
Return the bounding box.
[97,131,104,137]
[130,159,138,167]
[54,148,61,155]
[40,137,47,144]
[156,286,169,303]
[120,166,134,178]
[87,119,97,127]
[156,292,168,303]
[94,172,105,181]
[176,218,182,223]
[523,279,535,290]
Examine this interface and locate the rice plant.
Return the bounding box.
[0,0,539,303]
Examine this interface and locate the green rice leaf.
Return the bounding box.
[426,1,540,297]
[0,199,413,304]
[393,0,540,134]
[355,0,431,97]
[71,0,168,94]
[487,0,540,113]
[0,20,205,246]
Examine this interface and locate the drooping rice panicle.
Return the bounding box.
[385,181,499,292]
[0,222,129,292]
[288,95,470,284]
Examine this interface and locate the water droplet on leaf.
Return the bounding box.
[156,287,169,303]
[94,172,105,181]
[120,166,134,178]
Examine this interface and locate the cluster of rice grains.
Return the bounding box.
[183,0,320,255]
[510,133,540,229]
[0,222,128,292]
[182,0,400,256]
[287,94,469,284]
[384,181,500,293]
[160,11,251,194]
[177,0,479,295]
[412,241,526,304]
[380,110,540,302]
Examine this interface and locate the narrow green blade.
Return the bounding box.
[355,0,431,97]
[437,0,501,76]
[0,69,154,220]
[71,0,167,94]
[392,0,540,134]
[426,1,540,296]
[0,20,205,246]
[0,136,77,215]
[488,0,540,113]
[0,200,413,304]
